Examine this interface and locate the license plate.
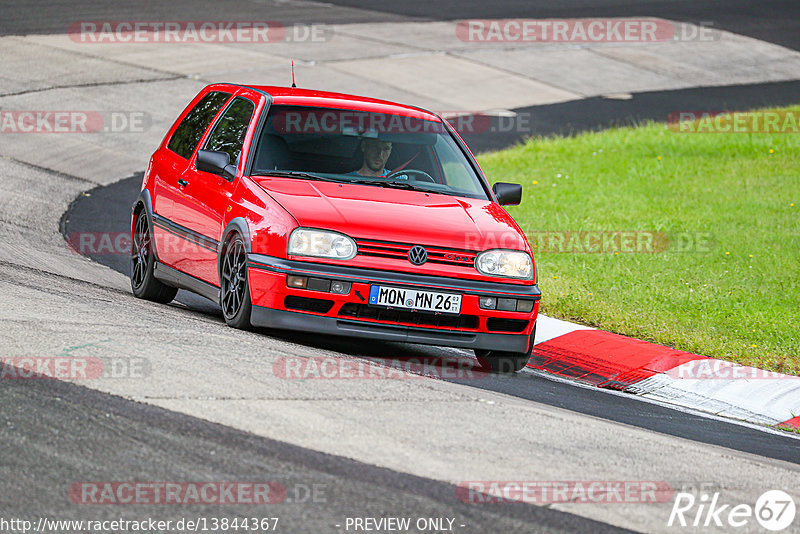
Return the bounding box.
[369,285,462,314]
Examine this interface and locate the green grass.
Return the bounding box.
[477,107,800,374]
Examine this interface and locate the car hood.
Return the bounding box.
[250,177,528,251]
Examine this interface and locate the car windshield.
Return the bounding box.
[250,105,489,200]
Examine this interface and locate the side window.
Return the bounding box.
[167,91,230,160]
[204,97,256,165]
[435,134,477,193]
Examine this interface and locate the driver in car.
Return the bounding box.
[350,138,392,177]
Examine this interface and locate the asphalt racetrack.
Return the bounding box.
[2,1,800,533]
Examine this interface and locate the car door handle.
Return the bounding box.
[178,179,189,187]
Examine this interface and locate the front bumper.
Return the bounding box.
[246,254,541,353]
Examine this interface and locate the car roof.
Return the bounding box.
[243,85,441,122]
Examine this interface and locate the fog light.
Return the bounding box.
[330,280,352,295]
[479,296,497,310]
[516,299,534,313]
[287,275,307,288]
[307,277,331,292]
[497,298,517,311]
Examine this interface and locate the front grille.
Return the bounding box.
[486,318,529,333]
[338,303,479,329]
[355,239,476,268]
[285,295,334,313]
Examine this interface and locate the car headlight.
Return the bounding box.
[475,249,533,280]
[288,228,357,260]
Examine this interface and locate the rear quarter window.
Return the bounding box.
[167,91,231,159]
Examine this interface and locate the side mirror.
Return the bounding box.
[197,149,237,180]
[492,182,522,206]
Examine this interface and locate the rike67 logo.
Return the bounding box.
[668,490,795,531]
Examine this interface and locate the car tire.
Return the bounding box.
[475,351,530,373]
[130,209,178,304]
[220,232,252,329]
[475,323,536,373]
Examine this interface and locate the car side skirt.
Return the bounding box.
[153,261,220,303]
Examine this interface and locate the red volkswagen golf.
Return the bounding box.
[131,83,540,372]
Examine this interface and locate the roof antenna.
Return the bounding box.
[291,60,296,88]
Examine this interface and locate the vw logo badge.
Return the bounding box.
[408,245,428,265]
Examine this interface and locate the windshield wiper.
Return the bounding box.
[348,179,433,192]
[251,170,343,183]
[253,172,439,193]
